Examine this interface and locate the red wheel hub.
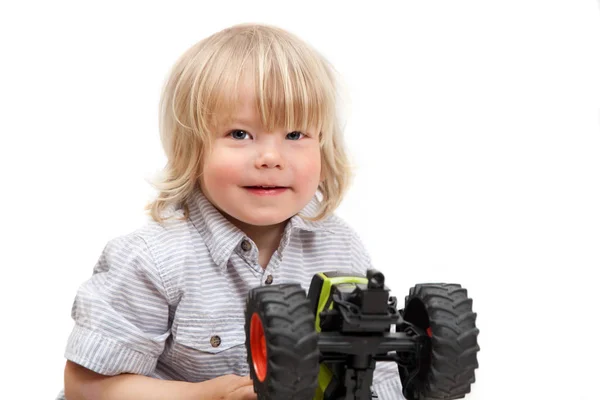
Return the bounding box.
[250,312,267,382]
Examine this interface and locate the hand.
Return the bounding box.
[211,374,257,400]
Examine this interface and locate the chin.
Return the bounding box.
[238,211,290,227]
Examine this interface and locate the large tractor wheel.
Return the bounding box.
[398,284,480,400]
[244,284,320,399]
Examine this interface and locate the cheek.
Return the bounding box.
[202,148,244,187]
[292,147,322,187]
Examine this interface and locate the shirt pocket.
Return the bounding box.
[171,316,248,381]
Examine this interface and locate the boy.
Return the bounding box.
[59,23,403,399]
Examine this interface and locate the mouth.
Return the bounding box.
[243,186,289,196]
[243,185,288,189]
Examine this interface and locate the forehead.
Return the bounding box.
[228,84,260,125]
[216,80,273,129]
[209,66,321,133]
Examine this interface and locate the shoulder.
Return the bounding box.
[131,211,204,263]
[101,211,207,301]
[311,213,372,275]
[322,213,368,248]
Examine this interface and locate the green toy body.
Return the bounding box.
[310,272,369,399]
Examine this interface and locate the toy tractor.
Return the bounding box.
[244,269,480,400]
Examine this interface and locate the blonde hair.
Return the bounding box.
[146,23,353,223]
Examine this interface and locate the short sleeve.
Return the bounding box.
[64,233,171,376]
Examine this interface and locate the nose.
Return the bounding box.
[255,142,285,169]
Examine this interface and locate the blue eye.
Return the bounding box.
[230,130,250,140]
[287,131,305,140]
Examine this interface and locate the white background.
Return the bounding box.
[1,1,599,399]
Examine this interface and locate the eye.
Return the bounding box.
[229,130,251,140]
[286,131,305,140]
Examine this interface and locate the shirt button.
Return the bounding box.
[210,335,221,348]
[241,240,251,251]
[265,275,273,285]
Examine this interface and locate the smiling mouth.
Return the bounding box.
[243,186,288,189]
[243,186,290,196]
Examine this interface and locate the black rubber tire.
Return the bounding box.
[244,284,320,400]
[398,284,480,400]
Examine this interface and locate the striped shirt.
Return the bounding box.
[56,188,404,399]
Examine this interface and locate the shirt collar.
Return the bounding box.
[187,188,334,271]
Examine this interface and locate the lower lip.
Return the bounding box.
[244,187,289,196]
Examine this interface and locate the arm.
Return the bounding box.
[62,234,254,400]
[64,361,255,400]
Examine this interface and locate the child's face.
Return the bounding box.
[199,87,322,227]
